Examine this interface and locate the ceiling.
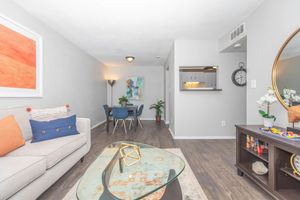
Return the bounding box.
[12,0,264,67]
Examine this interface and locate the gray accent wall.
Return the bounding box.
[0,0,107,127]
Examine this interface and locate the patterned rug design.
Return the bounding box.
[63,148,208,200]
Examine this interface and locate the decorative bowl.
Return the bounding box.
[252,161,268,175]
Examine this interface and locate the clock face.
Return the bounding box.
[232,68,247,86]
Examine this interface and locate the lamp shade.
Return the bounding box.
[107,80,116,86]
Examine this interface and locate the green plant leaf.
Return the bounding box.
[118,95,128,104]
[149,100,165,116]
[259,110,266,116]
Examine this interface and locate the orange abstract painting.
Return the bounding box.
[0,24,36,89]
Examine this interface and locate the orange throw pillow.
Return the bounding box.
[0,115,25,156]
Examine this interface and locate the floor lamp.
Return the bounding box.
[107,80,116,106]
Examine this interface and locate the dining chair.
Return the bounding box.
[129,104,144,130]
[112,107,129,134]
[103,104,112,129]
[127,103,134,116]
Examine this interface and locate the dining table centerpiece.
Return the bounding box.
[257,87,277,128]
[118,95,129,107]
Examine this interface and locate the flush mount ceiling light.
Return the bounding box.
[125,56,135,63]
[233,43,242,48]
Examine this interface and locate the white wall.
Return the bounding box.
[245,0,300,127]
[0,0,107,127]
[172,40,246,138]
[165,46,175,134]
[106,66,164,119]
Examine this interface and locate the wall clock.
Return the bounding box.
[232,62,247,87]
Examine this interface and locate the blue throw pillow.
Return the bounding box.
[30,115,79,143]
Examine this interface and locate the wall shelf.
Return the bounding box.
[180,88,222,91]
[238,162,269,185]
[280,167,300,182]
[241,146,268,163]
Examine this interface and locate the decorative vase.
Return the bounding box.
[263,118,274,128]
[155,115,161,124]
[121,102,127,107]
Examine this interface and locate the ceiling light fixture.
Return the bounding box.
[233,43,242,48]
[125,56,135,63]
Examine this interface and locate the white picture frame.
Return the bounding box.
[0,14,43,97]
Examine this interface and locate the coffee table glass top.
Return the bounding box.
[76,141,185,200]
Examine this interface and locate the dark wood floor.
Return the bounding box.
[38,121,273,200]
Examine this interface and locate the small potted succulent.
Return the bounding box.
[150,100,164,123]
[257,87,277,128]
[119,95,128,107]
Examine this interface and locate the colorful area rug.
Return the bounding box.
[63,148,208,200]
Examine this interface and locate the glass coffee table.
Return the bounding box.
[76,141,185,200]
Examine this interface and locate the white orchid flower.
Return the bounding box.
[267,88,275,95]
[257,87,278,119]
[257,89,277,106]
[293,95,300,102]
[282,88,300,104]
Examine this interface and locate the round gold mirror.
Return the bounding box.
[272,28,300,109]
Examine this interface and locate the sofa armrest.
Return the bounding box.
[76,117,91,152]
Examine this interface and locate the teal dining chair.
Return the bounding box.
[129,104,144,130]
[112,107,129,134]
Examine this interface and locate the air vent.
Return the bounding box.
[230,23,245,41]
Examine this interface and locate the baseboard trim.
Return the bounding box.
[140,118,155,120]
[91,120,106,130]
[91,119,166,129]
[140,118,169,122]
[168,128,175,137]
[173,136,236,140]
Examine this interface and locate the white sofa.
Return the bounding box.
[0,107,91,200]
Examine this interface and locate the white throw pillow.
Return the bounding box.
[27,105,70,121]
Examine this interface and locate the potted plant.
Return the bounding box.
[150,100,164,123]
[119,95,128,107]
[257,87,277,128]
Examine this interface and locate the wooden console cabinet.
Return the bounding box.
[236,125,300,200]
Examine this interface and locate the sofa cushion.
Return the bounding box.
[0,115,25,156]
[0,156,46,200]
[28,105,70,121]
[7,132,87,169]
[30,115,79,143]
[0,107,32,141]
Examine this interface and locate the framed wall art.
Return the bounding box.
[0,14,43,97]
[126,77,144,100]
